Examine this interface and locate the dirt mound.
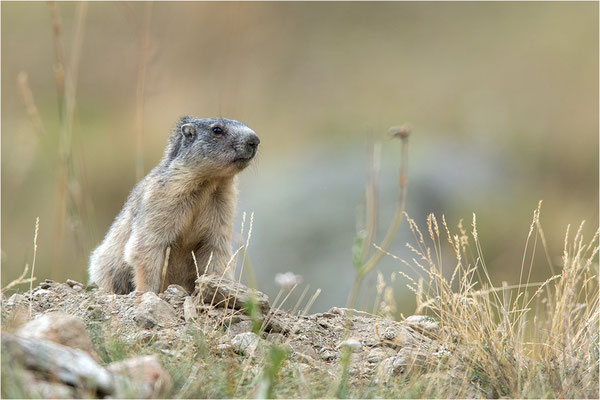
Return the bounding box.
[1,277,454,398]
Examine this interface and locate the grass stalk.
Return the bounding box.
[347,126,409,310]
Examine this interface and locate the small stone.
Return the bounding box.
[320,350,336,361]
[227,320,254,336]
[195,275,270,314]
[392,355,407,372]
[85,282,99,291]
[231,332,260,356]
[17,312,97,358]
[405,315,439,334]
[382,327,396,341]
[33,289,51,298]
[328,307,344,315]
[294,351,317,365]
[377,357,398,381]
[183,297,198,322]
[2,333,114,395]
[343,319,355,329]
[30,378,77,398]
[133,292,178,329]
[264,312,292,334]
[108,355,172,399]
[367,348,387,363]
[396,347,429,367]
[6,293,26,307]
[217,343,233,352]
[265,332,285,343]
[39,282,51,289]
[66,279,84,288]
[165,284,188,297]
[4,303,29,328]
[224,315,242,325]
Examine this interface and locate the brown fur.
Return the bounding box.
[89,117,259,294]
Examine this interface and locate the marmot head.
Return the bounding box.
[165,117,260,178]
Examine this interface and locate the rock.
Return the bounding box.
[327,306,345,316]
[33,289,52,297]
[319,349,337,361]
[66,279,84,289]
[227,319,254,336]
[405,315,440,336]
[231,332,261,356]
[289,341,320,362]
[183,296,198,322]
[367,348,388,363]
[265,332,285,343]
[107,355,173,398]
[195,275,270,314]
[377,323,432,348]
[16,312,97,357]
[22,370,77,399]
[216,343,233,352]
[391,354,407,372]
[165,284,188,297]
[33,380,77,398]
[264,310,294,334]
[2,333,114,396]
[6,293,26,307]
[162,284,188,308]
[223,315,242,325]
[377,357,398,381]
[394,346,430,369]
[87,304,106,321]
[133,292,178,329]
[4,303,29,328]
[382,327,397,341]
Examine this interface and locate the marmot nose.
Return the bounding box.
[245,134,260,153]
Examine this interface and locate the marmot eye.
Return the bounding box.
[212,126,224,135]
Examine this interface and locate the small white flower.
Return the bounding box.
[339,338,362,352]
[275,272,303,289]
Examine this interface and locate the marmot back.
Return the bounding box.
[89,117,260,294]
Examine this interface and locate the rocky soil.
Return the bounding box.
[1,276,458,398]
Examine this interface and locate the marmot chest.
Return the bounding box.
[179,189,230,250]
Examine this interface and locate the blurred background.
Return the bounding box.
[2,2,598,315]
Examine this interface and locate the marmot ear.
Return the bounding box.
[181,123,196,139]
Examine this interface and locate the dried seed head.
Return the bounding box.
[275,271,303,289]
[389,125,411,139]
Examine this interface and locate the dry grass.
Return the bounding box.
[374,204,599,398]
[348,125,410,310]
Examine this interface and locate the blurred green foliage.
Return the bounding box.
[1,2,598,313]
